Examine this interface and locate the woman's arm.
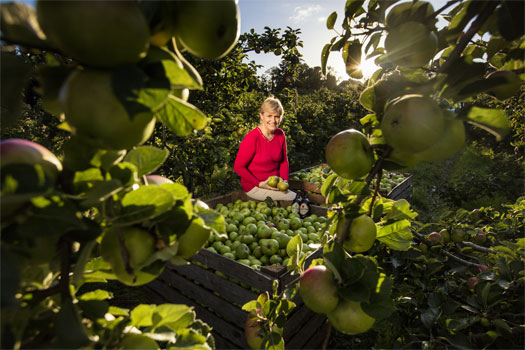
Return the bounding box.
[279,134,290,181]
[234,133,261,188]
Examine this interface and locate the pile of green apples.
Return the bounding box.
[290,165,333,184]
[372,169,409,194]
[206,199,328,268]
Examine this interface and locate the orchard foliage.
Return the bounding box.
[0,0,246,348]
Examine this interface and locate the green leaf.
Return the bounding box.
[241,300,258,312]
[114,185,175,226]
[156,95,207,137]
[345,0,365,19]
[321,43,332,76]
[171,328,210,349]
[377,219,411,238]
[420,307,440,329]
[0,2,49,48]
[365,32,382,55]
[124,146,169,177]
[385,199,419,221]
[109,162,138,187]
[142,47,202,90]
[377,225,413,251]
[54,299,91,349]
[326,11,337,30]
[80,180,123,208]
[359,86,375,111]
[152,304,195,331]
[323,241,346,283]
[465,106,510,141]
[321,173,338,197]
[195,208,226,235]
[286,234,303,257]
[340,257,365,284]
[130,304,156,327]
[79,289,112,301]
[112,64,169,118]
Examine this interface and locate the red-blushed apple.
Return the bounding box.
[299,265,339,314]
[0,138,62,183]
[145,175,174,185]
[467,276,479,289]
[473,232,487,245]
[427,232,443,244]
[327,299,375,335]
[245,310,263,350]
[475,265,489,274]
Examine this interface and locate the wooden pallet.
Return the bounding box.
[142,192,330,349]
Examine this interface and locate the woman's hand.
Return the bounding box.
[259,180,279,190]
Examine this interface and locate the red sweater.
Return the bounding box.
[234,127,290,192]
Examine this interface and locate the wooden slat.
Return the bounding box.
[145,280,248,349]
[191,249,276,292]
[167,262,258,306]
[387,175,413,200]
[286,312,328,349]
[158,269,247,326]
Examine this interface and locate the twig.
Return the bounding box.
[429,0,461,20]
[411,229,486,268]
[461,241,495,254]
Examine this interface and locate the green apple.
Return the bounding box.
[37,1,149,68]
[277,218,290,231]
[413,116,465,163]
[327,299,375,335]
[177,218,212,259]
[257,224,272,239]
[235,244,250,259]
[277,180,289,191]
[325,129,374,180]
[269,254,283,265]
[174,0,240,60]
[337,215,377,253]
[100,226,163,286]
[261,238,279,256]
[290,217,302,230]
[267,175,279,188]
[381,94,445,154]
[60,68,156,150]
[385,22,437,67]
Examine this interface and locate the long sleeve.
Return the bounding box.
[279,135,289,181]
[234,132,260,189]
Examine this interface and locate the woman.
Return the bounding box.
[234,97,296,201]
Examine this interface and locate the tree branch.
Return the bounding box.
[437,2,499,74]
[461,241,495,254]
[411,229,486,268]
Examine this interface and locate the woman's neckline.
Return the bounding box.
[257,126,275,142]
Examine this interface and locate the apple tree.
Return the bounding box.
[244,0,522,348]
[0,0,246,348]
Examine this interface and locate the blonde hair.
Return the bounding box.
[260,97,284,117]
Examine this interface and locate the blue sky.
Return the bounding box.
[239,0,349,79]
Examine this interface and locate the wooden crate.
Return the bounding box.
[289,164,413,204]
[142,191,330,349]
